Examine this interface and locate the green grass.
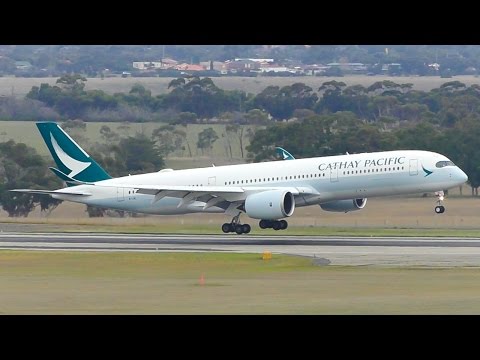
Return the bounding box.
[2,250,480,314]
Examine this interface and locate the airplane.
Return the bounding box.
[11,122,468,234]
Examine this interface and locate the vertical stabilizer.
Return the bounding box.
[36,122,111,182]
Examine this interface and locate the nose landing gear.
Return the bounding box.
[434,191,445,214]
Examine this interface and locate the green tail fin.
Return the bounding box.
[36,122,111,182]
[275,147,295,160]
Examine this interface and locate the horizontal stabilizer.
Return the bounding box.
[9,189,91,196]
[49,167,93,186]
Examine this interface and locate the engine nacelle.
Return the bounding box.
[320,198,367,213]
[245,190,295,220]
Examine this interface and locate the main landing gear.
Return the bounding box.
[434,191,445,214]
[222,213,251,234]
[259,219,288,231]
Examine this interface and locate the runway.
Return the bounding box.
[1,232,480,266]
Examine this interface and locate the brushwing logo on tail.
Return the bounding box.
[50,133,91,177]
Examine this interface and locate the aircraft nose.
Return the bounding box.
[458,168,468,183]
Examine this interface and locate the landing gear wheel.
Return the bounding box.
[259,220,268,229]
[233,224,242,234]
[222,213,250,234]
[435,205,445,214]
[272,221,281,230]
[280,220,288,230]
[222,223,232,233]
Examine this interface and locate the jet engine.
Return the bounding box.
[319,198,367,213]
[244,190,295,220]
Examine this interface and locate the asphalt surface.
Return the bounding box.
[2,232,480,266]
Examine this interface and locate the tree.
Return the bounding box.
[129,83,151,97]
[100,125,119,143]
[441,117,480,196]
[115,135,165,174]
[197,128,218,155]
[226,124,251,158]
[168,78,186,89]
[0,140,62,217]
[164,77,232,118]
[252,83,318,120]
[56,73,87,93]
[245,109,270,124]
[152,125,187,157]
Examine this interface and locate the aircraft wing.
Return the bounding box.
[96,183,318,209]
[9,189,91,196]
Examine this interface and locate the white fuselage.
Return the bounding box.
[52,150,468,217]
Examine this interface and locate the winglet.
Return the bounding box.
[275,147,295,160]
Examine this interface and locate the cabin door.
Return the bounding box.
[117,187,125,201]
[409,159,418,176]
[330,168,339,182]
[208,176,216,186]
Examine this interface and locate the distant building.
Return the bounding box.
[161,58,178,68]
[15,61,32,70]
[132,58,179,71]
[200,61,226,72]
[303,64,328,75]
[174,63,206,71]
[225,60,260,73]
[327,62,367,72]
[234,58,274,63]
[133,61,162,70]
[260,66,290,73]
[259,63,294,73]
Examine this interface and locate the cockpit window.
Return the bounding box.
[435,160,455,168]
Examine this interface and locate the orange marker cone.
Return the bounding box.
[199,273,205,286]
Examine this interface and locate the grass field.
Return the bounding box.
[0,121,254,168]
[2,75,480,98]
[1,250,480,314]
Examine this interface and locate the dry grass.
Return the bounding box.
[1,251,480,314]
[0,121,254,163]
[2,195,478,232]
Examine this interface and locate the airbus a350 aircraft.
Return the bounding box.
[11,122,468,234]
